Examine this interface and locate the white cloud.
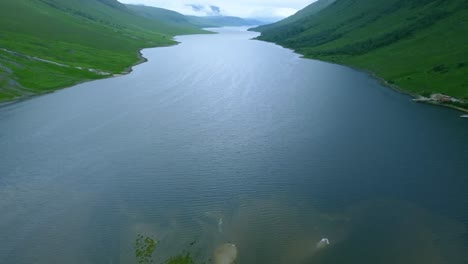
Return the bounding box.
[118,0,317,18]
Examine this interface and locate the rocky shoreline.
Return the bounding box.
[412,93,468,115]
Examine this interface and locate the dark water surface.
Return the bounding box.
[1,28,467,263]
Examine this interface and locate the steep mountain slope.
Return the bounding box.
[0,0,206,102]
[254,0,468,107]
[253,0,336,32]
[126,4,204,30]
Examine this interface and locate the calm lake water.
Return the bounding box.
[0,27,467,264]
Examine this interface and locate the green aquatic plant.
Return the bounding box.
[166,253,196,264]
[135,235,199,264]
[135,234,158,264]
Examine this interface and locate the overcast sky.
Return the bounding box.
[118,0,317,18]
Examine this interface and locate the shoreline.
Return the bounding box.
[0,28,216,107]
[3,32,467,115]
[0,43,175,109]
[364,68,468,114]
[254,38,468,115]
[314,57,468,114]
[300,53,468,114]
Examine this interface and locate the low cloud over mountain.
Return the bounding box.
[186,3,223,15]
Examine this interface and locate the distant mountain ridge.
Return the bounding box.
[127,4,265,28]
[253,0,468,109]
[186,16,265,27]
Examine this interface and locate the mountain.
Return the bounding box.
[127,4,265,28]
[0,0,207,102]
[126,4,202,30]
[253,0,468,107]
[253,0,336,32]
[186,16,265,27]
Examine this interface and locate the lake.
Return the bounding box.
[0,27,467,264]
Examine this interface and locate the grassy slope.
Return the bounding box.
[126,4,210,32]
[253,0,336,32]
[0,0,206,102]
[255,0,468,104]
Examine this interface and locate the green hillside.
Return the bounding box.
[126,4,206,30]
[0,0,206,102]
[254,0,468,109]
[253,0,336,32]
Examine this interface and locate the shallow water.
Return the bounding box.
[0,27,467,263]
